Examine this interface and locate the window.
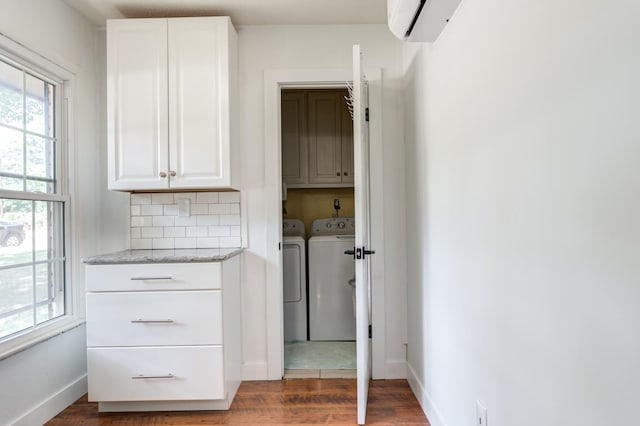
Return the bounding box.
[0,52,67,342]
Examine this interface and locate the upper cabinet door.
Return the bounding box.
[168,18,234,189]
[307,91,343,185]
[281,91,308,185]
[107,19,169,190]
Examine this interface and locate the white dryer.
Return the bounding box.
[308,217,356,341]
[282,219,307,341]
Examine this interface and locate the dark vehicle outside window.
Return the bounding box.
[0,219,25,247]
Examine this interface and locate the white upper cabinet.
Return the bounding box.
[107,17,238,191]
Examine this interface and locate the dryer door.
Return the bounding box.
[283,243,302,303]
[283,240,307,342]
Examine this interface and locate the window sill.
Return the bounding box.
[0,316,86,361]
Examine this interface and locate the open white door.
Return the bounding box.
[352,44,373,426]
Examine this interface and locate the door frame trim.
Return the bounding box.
[263,68,385,380]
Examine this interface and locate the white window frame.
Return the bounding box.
[0,34,82,360]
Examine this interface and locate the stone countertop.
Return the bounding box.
[82,248,243,265]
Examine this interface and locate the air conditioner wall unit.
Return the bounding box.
[387,0,463,42]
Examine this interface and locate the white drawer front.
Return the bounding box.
[88,346,225,401]
[87,291,222,347]
[86,263,221,291]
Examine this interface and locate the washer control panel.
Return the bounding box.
[310,217,355,236]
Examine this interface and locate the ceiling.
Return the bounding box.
[62,0,389,27]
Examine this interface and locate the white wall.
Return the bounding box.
[0,1,121,423]
[238,24,407,379]
[403,0,640,425]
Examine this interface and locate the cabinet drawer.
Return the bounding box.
[86,263,221,291]
[88,346,224,401]
[86,291,222,347]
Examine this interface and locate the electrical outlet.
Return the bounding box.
[476,401,488,426]
[178,198,190,217]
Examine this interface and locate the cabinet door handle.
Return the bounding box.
[169,170,176,177]
[336,172,341,176]
[131,319,174,324]
[343,172,348,176]
[130,276,173,281]
[159,172,167,178]
[131,373,174,380]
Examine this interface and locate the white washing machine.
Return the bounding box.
[282,219,307,341]
[308,217,356,341]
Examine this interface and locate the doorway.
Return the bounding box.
[281,87,356,378]
[263,67,384,382]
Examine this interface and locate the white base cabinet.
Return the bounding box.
[85,256,242,411]
[88,346,225,402]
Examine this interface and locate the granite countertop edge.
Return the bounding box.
[82,248,244,265]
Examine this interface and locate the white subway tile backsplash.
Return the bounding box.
[191,204,209,215]
[219,192,240,203]
[219,237,241,248]
[141,204,164,216]
[175,192,197,203]
[186,226,208,238]
[153,238,175,249]
[131,193,152,205]
[131,238,152,249]
[219,215,241,226]
[164,204,179,216]
[175,216,198,227]
[197,237,219,248]
[164,227,186,238]
[141,227,164,238]
[174,237,197,248]
[153,216,175,227]
[209,203,231,214]
[131,216,153,227]
[208,226,230,237]
[196,193,219,204]
[152,193,174,205]
[197,215,220,226]
[130,191,241,249]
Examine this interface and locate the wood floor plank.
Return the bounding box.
[46,379,430,425]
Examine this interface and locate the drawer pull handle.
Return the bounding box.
[130,276,173,281]
[131,373,174,380]
[131,319,175,324]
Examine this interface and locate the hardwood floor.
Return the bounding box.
[47,379,430,425]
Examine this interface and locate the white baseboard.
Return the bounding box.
[242,361,269,380]
[406,363,447,426]
[384,360,407,379]
[13,375,87,426]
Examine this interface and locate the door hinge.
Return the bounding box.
[368,324,372,339]
[365,107,369,122]
[278,242,281,251]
